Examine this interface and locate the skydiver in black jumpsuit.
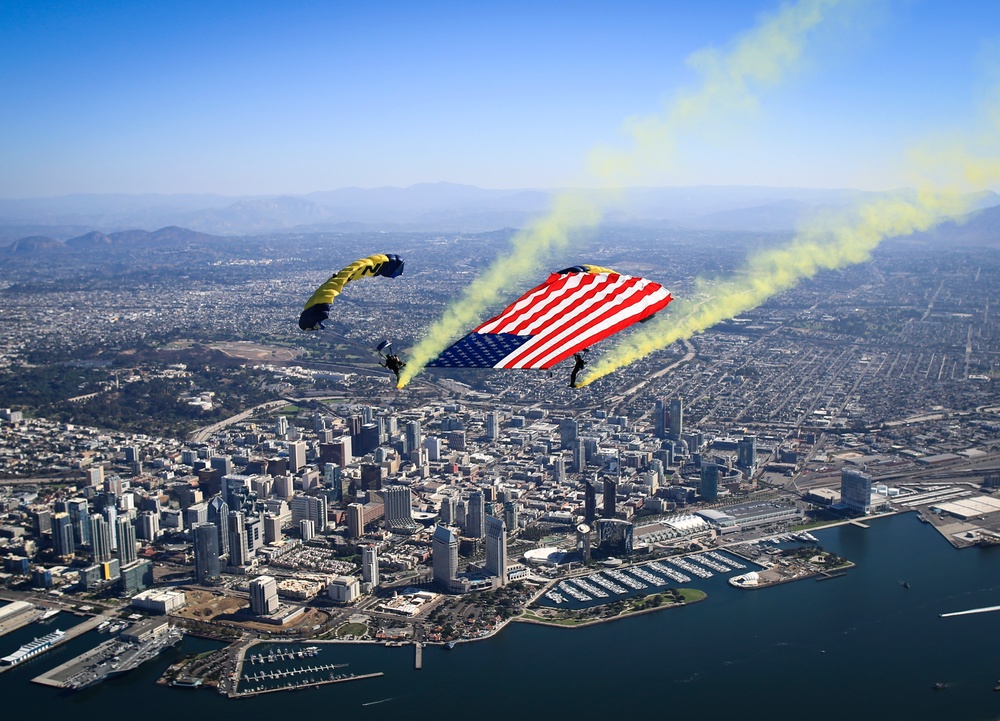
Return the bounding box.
[381,353,406,384]
[569,352,586,388]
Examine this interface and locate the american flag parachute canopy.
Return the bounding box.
[428,264,672,369]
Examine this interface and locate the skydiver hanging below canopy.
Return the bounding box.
[377,341,406,384]
[569,350,588,388]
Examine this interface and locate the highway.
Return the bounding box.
[187,399,292,443]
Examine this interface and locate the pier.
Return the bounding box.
[415,642,422,669]
[242,662,347,683]
[246,645,320,665]
[235,671,383,697]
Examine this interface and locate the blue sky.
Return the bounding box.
[1,0,998,197]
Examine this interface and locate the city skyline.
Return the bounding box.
[1,224,998,712]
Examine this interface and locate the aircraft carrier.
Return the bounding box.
[32,622,182,690]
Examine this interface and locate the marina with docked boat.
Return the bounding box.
[158,640,386,698]
[527,530,852,627]
[541,549,755,606]
[233,643,384,697]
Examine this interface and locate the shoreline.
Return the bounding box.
[515,589,708,629]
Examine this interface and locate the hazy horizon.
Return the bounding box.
[0,180,938,202]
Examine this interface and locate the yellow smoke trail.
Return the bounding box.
[576,190,974,387]
[591,0,847,182]
[398,0,850,387]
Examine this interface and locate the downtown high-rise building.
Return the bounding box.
[207,495,230,558]
[323,462,341,490]
[67,497,91,547]
[486,412,500,441]
[273,474,294,500]
[116,517,137,566]
[584,476,597,524]
[361,544,379,588]
[184,502,209,529]
[423,436,443,461]
[264,514,282,545]
[228,511,249,568]
[299,519,316,542]
[104,475,123,498]
[649,458,665,488]
[101,505,118,551]
[559,418,579,449]
[211,454,234,477]
[573,438,587,473]
[89,513,113,564]
[432,525,458,590]
[552,456,566,483]
[737,436,757,471]
[654,399,668,439]
[286,440,307,473]
[439,494,457,526]
[32,508,52,538]
[354,422,380,455]
[52,512,75,558]
[485,516,507,585]
[669,397,683,441]
[383,485,418,534]
[602,478,617,519]
[192,522,221,584]
[361,464,384,492]
[346,503,365,539]
[405,420,423,455]
[291,494,328,533]
[466,490,485,539]
[137,511,160,541]
[320,436,353,469]
[86,465,105,487]
[700,462,720,502]
[503,500,518,532]
[841,467,873,515]
[249,575,279,615]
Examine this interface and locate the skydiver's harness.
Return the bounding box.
[380,353,405,374]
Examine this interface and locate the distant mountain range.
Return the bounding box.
[2,226,220,254]
[1,183,998,245]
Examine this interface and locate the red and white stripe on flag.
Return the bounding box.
[475,271,672,369]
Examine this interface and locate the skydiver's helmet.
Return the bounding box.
[298,303,331,331]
